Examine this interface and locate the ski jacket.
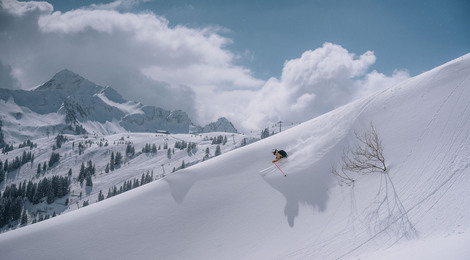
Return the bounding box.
[272,151,283,163]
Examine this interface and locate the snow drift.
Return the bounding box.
[0,54,470,259]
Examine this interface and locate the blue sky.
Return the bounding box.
[0,0,469,131]
[49,0,470,78]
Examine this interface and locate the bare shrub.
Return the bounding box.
[332,123,417,241]
[331,164,355,185]
[343,122,386,174]
[332,122,386,185]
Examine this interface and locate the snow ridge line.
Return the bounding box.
[335,72,470,259]
[399,73,468,175]
[336,71,470,259]
[403,74,470,225]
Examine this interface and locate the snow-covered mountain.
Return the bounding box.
[190,117,237,134]
[1,54,470,259]
[0,69,237,142]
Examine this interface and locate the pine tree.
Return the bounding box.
[86,160,95,175]
[0,162,5,183]
[26,180,34,201]
[21,209,28,226]
[114,152,122,166]
[47,186,55,204]
[48,152,60,167]
[21,150,27,164]
[187,145,192,156]
[126,143,135,156]
[261,127,270,139]
[86,174,93,187]
[3,159,8,172]
[98,190,105,201]
[110,152,115,171]
[79,162,85,185]
[215,145,221,156]
[0,122,4,149]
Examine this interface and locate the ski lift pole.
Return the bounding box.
[274,163,286,177]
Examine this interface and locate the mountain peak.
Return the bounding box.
[35,69,99,93]
[191,117,238,133]
[53,69,80,79]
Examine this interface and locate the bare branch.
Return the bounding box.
[331,163,355,185]
[343,122,386,174]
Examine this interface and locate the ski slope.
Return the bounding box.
[1,54,470,259]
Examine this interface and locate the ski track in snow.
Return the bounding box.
[339,66,470,259]
[279,56,470,259]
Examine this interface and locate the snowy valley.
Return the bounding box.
[0,53,470,259]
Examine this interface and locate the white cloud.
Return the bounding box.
[0,0,262,123]
[89,0,142,11]
[234,43,409,131]
[0,1,409,132]
[1,0,52,16]
[291,93,316,112]
[0,60,20,89]
[281,43,376,87]
[353,69,410,99]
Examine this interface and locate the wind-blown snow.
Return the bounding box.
[0,54,470,259]
[96,92,143,116]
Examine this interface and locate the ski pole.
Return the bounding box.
[274,163,286,177]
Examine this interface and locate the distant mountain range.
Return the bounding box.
[0,69,237,142]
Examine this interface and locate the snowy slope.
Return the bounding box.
[0,54,470,259]
[0,130,249,232]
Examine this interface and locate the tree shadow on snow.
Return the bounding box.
[362,171,418,241]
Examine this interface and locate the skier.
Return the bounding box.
[272,149,287,163]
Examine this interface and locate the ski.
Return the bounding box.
[259,165,275,173]
[259,165,277,176]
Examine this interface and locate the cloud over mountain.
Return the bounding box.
[0,0,409,131]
